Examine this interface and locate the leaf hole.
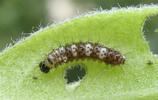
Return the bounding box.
[143,14,158,54]
[64,64,86,84]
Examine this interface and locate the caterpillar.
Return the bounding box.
[39,42,125,73]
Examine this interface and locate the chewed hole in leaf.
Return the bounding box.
[64,64,86,84]
[143,14,158,54]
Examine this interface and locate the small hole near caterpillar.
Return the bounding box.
[64,64,86,84]
[64,64,86,91]
[39,42,125,73]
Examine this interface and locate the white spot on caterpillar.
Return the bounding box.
[85,43,93,56]
[71,44,78,57]
[99,48,107,59]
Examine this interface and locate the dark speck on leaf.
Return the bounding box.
[147,60,153,65]
[33,76,38,80]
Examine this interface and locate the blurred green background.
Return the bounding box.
[0,0,158,53]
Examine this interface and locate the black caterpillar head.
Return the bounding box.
[39,61,50,73]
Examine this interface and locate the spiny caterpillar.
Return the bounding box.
[39,42,125,73]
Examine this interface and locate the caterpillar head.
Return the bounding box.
[39,61,50,73]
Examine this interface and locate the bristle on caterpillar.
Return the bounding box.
[39,42,125,73]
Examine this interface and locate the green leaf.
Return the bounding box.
[1,6,158,100]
